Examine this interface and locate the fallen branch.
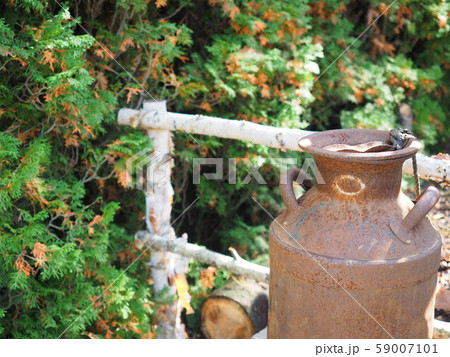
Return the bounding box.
[118,109,450,185]
[135,230,270,283]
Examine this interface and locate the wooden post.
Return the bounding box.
[142,100,188,339]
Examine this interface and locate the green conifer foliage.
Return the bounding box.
[0,1,158,338]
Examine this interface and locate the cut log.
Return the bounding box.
[201,279,268,339]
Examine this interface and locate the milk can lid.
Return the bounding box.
[298,129,421,163]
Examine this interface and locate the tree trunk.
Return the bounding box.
[201,279,268,339]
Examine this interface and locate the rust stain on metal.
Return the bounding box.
[268,129,441,339]
[334,175,366,196]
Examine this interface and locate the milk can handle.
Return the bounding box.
[390,185,440,244]
[279,168,314,213]
[401,186,440,231]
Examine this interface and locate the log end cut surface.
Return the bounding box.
[201,297,254,339]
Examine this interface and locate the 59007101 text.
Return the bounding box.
[315,343,438,356]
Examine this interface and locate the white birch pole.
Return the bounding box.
[118,108,450,185]
[403,153,449,185]
[118,108,314,152]
[142,100,188,339]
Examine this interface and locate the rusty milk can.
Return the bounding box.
[268,129,441,338]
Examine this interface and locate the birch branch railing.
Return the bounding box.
[135,230,269,282]
[118,103,450,338]
[118,108,450,185]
